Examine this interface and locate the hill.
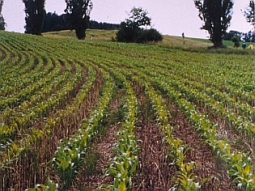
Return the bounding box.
[0,30,255,190]
[43,29,255,53]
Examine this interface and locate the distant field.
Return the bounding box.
[43,29,255,50]
[0,30,255,190]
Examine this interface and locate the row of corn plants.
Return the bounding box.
[94,64,139,191]
[50,68,114,190]
[96,56,201,190]
[5,55,55,92]
[1,30,255,190]
[153,55,255,106]
[129,60,255,150]
[0,51,33,92]
[150,74,255,190]
[0,61,84,166]
[0,55,54,108]
[151,67,255,139]
[1,57,62,112]
[0,54,40,94]
[149,61,255,121]
[0,69,70,164]
[113,43,255,107]
[0,60,70,143]
[131,75,201,191]
[0,60,97,189]
[0,37,56,93]
[101,50,255,190]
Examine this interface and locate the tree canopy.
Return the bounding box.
[116,7,162,43]
[243,0,255,28]
[125,7,151,29]
[194,0,234,48]
[65,0,93,39]
[23,0,46,35]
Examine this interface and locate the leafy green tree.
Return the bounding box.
[0,0,5,30]
[243,0,255,28]
[194,0,234,48]
[64,0,93,40]
[23,0,46,35]
[116,7,162,43]
[125,7,151,29]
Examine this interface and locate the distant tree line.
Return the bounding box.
[42,13,69,32]
[89,20,120,30]
[224,30,254,42]
[42,12,120,32]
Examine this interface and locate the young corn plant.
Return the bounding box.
[26,179,58,191]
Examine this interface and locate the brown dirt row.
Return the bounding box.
[132,83,174,191]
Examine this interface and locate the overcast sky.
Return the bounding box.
[2,0,253,39]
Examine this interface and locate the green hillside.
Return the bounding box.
[0,30,255,190]
[43,29,255,52]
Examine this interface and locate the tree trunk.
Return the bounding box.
[213,40,223,48]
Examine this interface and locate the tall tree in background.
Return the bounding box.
[194,0,234,48]
[125,7,151,29]
[243,0,255,28]
[65,0,93,39]
[0,0,5,30]
[23,0,46,35]
[116,7,162,43]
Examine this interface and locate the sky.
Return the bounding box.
[2,0,253,39]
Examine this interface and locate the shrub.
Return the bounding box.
[116,22,139,42]
[232,36,240,48]
[137,28,163,43]
[116,22,163,43]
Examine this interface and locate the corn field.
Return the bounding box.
[0,31,255,191]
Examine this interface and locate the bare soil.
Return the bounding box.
[132,83,174,191]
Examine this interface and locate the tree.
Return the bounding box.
[65,0,93,40]
[23,0,46,35]
[243,30,255,42]
[116,7,162,43]
[125,7,151,29]
[0,0,5,30]
[194,0,234,48]
[243,0,255,28]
